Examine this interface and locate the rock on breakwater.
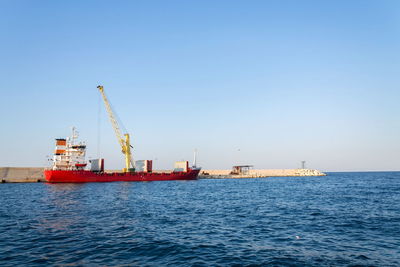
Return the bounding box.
[200,169,326,179]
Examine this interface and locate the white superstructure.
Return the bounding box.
[52,127,87,170]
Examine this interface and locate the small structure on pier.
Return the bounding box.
[230,165,254,175]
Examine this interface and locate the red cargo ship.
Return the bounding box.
[44,168,200,183]
[44,86,200,183]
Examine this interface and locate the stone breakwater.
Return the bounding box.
[0,167,326,183]
[200,169,326,179]
[0,167,45,183]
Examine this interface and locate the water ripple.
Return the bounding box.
[0,172,399,266]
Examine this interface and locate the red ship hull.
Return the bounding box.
[44,168,200,183]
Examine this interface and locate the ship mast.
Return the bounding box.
[97,85,135,172]
[193,149,197,168]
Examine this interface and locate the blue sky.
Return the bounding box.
[0,0,399,171]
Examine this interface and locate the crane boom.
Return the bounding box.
[97,85,135,172]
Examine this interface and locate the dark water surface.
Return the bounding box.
[0,172,399,266]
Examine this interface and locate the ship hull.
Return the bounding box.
[44,169,200,183]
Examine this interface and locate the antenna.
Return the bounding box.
[71,127,78,145]
[301,161,306,169]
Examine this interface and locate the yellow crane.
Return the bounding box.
[97,85,135,172]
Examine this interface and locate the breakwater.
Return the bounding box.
[0,167,45,183]
[200,169,326,179]
[1,167,326,182]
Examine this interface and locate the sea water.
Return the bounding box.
[0,172,399,266]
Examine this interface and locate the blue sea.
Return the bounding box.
[0,172,399,266]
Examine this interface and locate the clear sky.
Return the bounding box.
[1,0,399,171]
